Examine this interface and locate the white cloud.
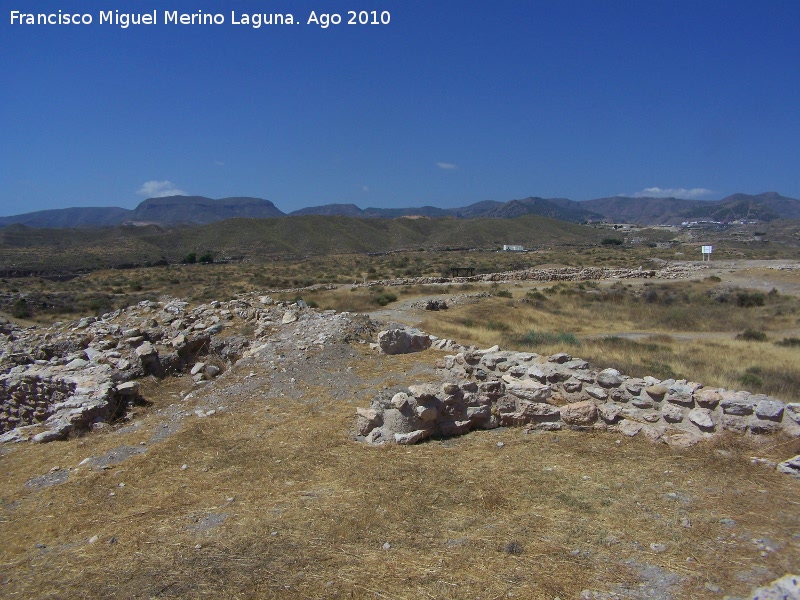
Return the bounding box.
[436,162,459,170]
[632,187,713,199]
[136,180,187,197]
[361,185,369,192]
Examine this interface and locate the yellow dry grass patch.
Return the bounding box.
[421,281,800,401]
[1,345,799,599]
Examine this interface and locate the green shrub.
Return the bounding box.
[183,252,197,264]
[11,298,31,319]
[736,329,768,342]
[199,253,213,264]
[776,337,800,347]
[375,292,397,306]
[516,330,580,347]
[487,321,510,332]
[738,372,764,388]
[526,290,546,301]
[736,291,765,307]
[495,290,513,298]
[738,366,764,388]
[601,238,623,246]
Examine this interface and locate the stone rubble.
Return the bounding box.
[0,295,377,443]
[357,264,705,289]
[357,339,800,449]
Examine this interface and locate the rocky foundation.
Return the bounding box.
[359,334,800,448]
[0,295,376,443]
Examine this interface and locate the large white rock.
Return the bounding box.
[504,380,552,402]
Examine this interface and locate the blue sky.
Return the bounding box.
[2,0,799,216]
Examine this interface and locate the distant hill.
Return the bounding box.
[129,196,284,224]
[582,192,800,225]
[0,196,285,228]
[0,214,603,274]
[361,206,454,218]
[2,191,799,229]
[290,203,366,217]
[478,197,604,222]
[581,196,709,225]
[288,196,602,222]
[680,192,800,222]
[0,206,131,228]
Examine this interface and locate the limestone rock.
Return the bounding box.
[645,384,668,400]
[665,383,694,406]
[115,381,139,396]
[190,362,206,376]
[785,404,800,424]
[505,380,552,402]
[518,401,560,418]
[694,388,722,409]
[408,384,439,401]
[560,401,597,426]
[661,403,684,423]
[617,420,642,437]
[748,574,800,599]
[597,403,622,423]
[721,394,756,416]
[548,352,571,364]
[395,430,429,445]
[596,368,623,388]
[777,456,800,479]
[135,342,156,358]
[585,386,608,400]
[378,329,431,355]
[688,408,715,430]
[756,398,785,420]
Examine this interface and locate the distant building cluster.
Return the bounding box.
[502,244,524,252]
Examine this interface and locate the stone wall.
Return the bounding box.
[358,338,800,448]
[1,294,378,443]
[0,371,75,432]
[356,264,704,289]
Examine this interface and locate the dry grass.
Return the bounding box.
[421,279,800,401]
[1,345,799,599]
[3,259,800,597]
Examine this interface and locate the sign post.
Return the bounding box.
[701,245,713,262]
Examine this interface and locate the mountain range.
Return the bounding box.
[1,192,798,229]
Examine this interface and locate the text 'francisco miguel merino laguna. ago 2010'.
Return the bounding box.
[9,10,392,29]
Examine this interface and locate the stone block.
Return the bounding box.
[560,401,597,426]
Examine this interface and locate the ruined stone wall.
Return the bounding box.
[0,371,75,433]
[359,335,800,447]
[1,294,378,443]
[357,264,704,289]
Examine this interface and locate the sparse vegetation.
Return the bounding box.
[2,242,800,598]
[736,328,768,342]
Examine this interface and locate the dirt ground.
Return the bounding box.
[1,259,799,599]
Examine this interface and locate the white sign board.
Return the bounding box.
[701,245,713,254]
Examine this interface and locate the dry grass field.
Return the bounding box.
[417,277,800,403]
[2,253,800,598]
[1,345,799,599]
